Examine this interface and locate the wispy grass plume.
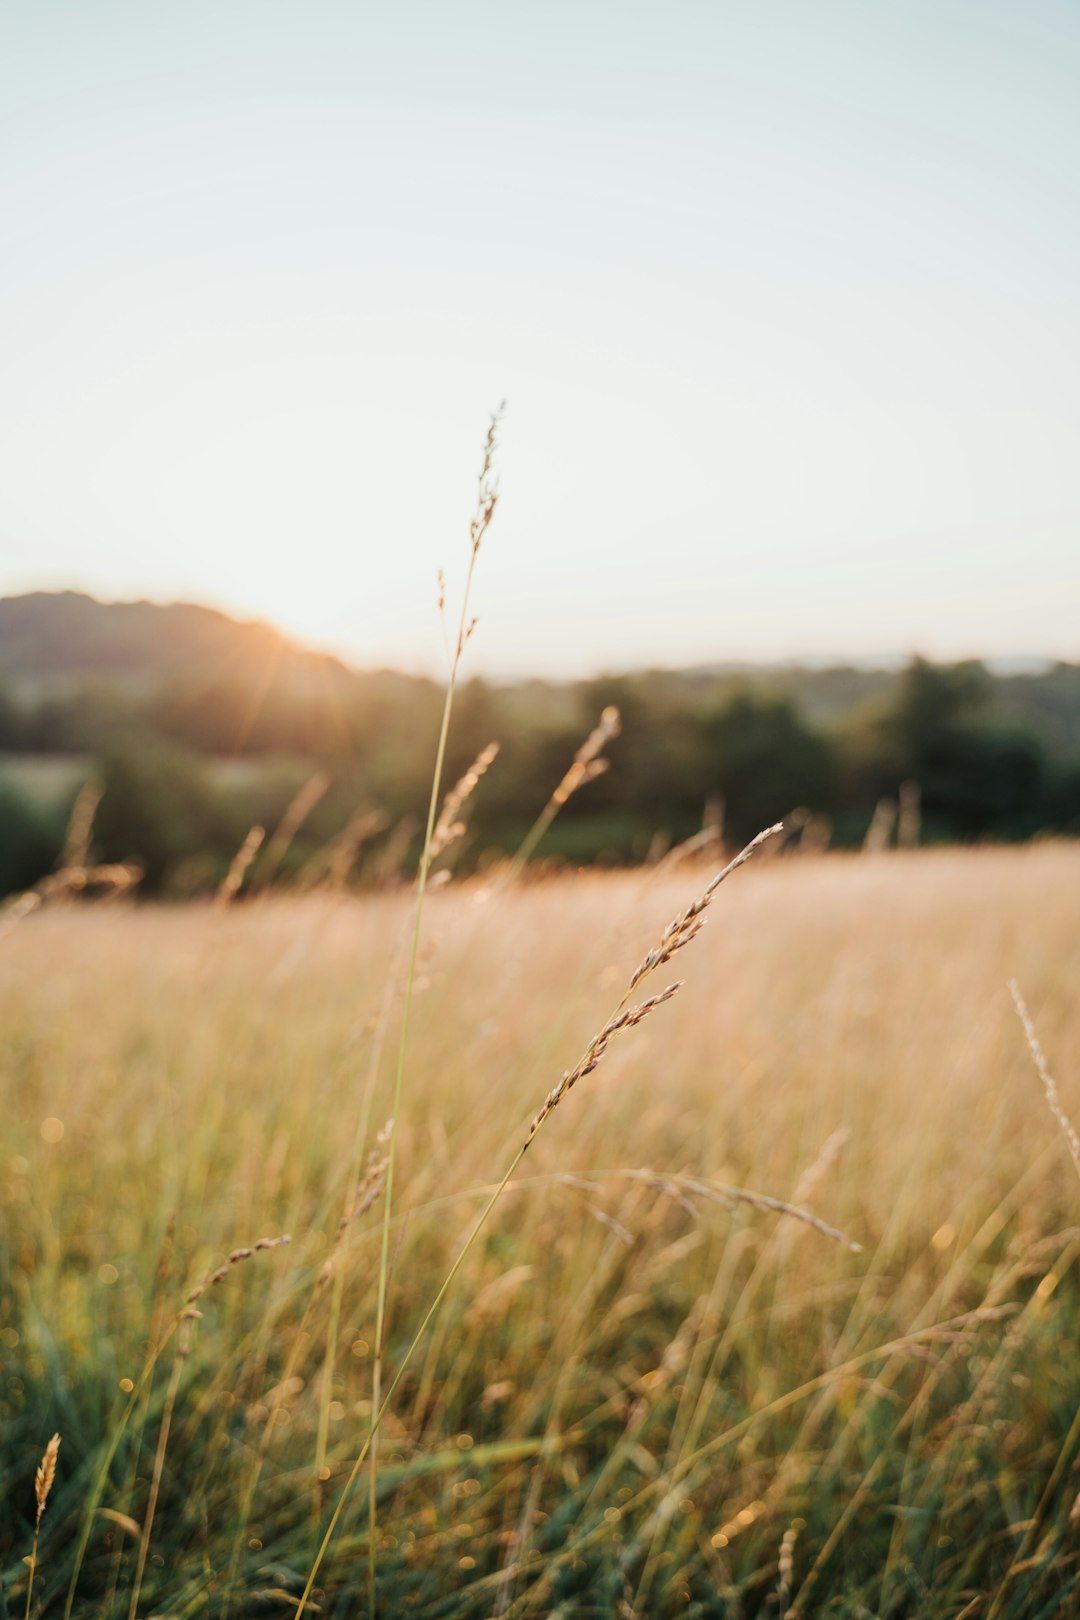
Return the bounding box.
[1010,979,1080,1182]
[505,704,621,879]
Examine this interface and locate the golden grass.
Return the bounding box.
[3,841,1080,1615]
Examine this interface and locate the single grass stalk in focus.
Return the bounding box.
[367,406,503,1614]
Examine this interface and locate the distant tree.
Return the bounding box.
[698,692,835,845]
[919,725,1048,839]
[887,659,1050,839]
[1047,754,1080,834]
[0,782,63,894]
[892,658,991,759]
[94,743,233,891]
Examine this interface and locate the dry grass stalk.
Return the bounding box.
[460,411,502,631]
[505,706,621,878]
[627,1168,859,1250]
[897,779,921,849]
[553,705,621,808]
[215,825,265,907]
[185,1234,292,1306]
[791,1127,850,1208]
[527,983,683,1142]
[25,1433,60,1619]
[61,780,104,870]
[797,813,832,855]
[529,821,783,1147]
[626,822,783,996]
[653,824,724,874]
[429,741,500,862]
[256,771,332,890]
[35,1433,60,1525]
[1010,980,1080,1183]
[368,406,504,1616]
[318,1121,393,1288]
[863,796,897,854]
[1,890,42,939]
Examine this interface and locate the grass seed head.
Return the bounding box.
[34,1433,60,1530]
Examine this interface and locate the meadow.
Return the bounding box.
[2,840,1080,1618]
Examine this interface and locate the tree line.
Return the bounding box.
[0,656,1078,897]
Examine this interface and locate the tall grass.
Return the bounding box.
[2,844,1079,1615]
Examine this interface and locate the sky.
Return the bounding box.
[1,0,1078,677]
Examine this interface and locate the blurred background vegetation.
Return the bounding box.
[1,590,1079,897]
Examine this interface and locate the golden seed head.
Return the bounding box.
[34,1433,60,1528]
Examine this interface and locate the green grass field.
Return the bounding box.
[2,843,1079,1617]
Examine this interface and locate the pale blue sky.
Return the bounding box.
[1,1,1077,674]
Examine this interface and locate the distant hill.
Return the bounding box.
[1,588,1079,754]
[0,590,342,687]
[0,590,441,761]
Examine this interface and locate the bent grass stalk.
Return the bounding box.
[293,820,782,1618]
[367,407,503,1612]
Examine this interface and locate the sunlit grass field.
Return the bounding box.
[3,843,1080,1618]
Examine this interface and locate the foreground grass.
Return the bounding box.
[1,843,1079,1617]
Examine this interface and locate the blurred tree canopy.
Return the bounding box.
[1,614,1079,897]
